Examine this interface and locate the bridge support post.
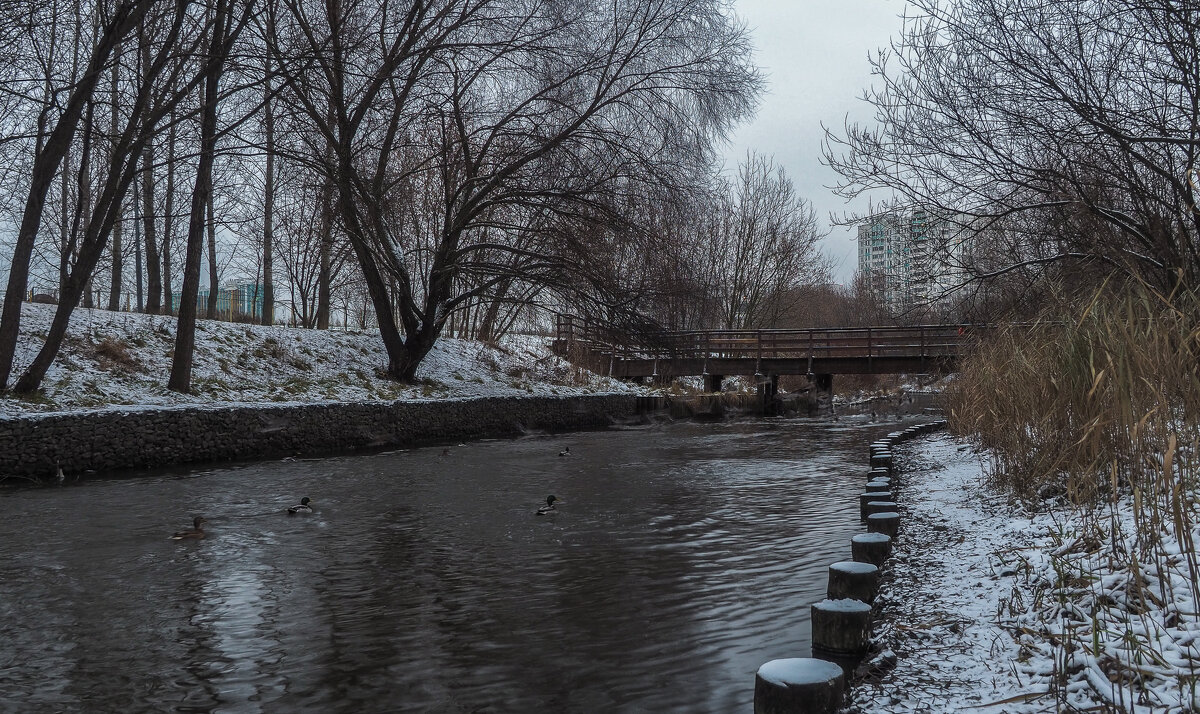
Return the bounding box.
[758,374,779,415]
[704,373,724,392]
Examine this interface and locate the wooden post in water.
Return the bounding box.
[758,373,779,415]
[753,658,844,714]
[867,511,900,538]
[851,532,892,566]
[826,561,880,603]
[864,500,897,517]
[811,598,872,657]
[859,491,892,517]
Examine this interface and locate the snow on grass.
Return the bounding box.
[853,434,1200,713]
[0,303,642,415]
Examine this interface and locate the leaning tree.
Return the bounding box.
[271,0,760,382]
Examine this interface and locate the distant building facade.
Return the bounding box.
[857,208,972,315]
[171,281,265,321]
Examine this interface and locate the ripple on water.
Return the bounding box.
[0,418,908,712]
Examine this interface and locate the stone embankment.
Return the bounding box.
[1,394,665,480]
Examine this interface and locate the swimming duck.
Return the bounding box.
[287,497,313,514]
[537,495,563,515]
[171,516,207,540]
[558,447,570,457]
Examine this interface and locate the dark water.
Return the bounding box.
[0,417,905,713]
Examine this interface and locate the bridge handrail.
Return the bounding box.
[553,315,986,363]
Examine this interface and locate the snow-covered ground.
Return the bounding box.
[0,303,642,415]
[852,435,1200,713]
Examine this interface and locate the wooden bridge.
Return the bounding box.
[552,315,973,391]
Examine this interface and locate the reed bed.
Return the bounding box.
[947,282,1200,711]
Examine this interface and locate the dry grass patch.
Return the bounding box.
[93,336,142,372]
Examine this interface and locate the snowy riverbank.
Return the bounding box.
[0,303,641,415]
[852,435,1200,713]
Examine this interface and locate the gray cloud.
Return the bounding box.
[724,0,905,284]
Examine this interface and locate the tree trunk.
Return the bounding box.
[142,144,160,312]
[140,17,160,313]
[161,107,176,314]
[316,229,331,329]
[476,279,511,343]
[107,51,123,312]
[206,180,218,319]
[332,176,410,378]
[169,0,229,393]
[315,176,332,329]
[59,144,72,298]
[261,7,275,326]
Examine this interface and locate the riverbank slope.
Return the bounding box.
[0,302,639,415]
[853,434,1200,713]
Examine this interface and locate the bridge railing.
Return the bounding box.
[554,314,975,363]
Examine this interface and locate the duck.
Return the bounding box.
[171,516,207,540]
[558,447,571,457]
[537,495,563,515]
[287,497,313,514]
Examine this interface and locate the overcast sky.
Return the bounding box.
[723,0,907,284]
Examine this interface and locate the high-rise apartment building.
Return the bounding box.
[857,208,971,315]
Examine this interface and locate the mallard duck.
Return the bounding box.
[537,495,563,515]
[171,516,207,540]
[287,497,313,514]
[558,447,570,457]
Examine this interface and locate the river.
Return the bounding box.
[0,416,911,713]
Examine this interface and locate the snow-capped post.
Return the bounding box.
[869,451,892,472]
[859,491,892,517]
[865,480,890,493]
[864,500,897,517]
[753,658,844,714]
[826,561,880,603]
[851,532,891,566]
[811,598,872,658]
[867,511,900,538]
[869,467,890,481]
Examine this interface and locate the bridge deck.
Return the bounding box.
[553,316,972,377]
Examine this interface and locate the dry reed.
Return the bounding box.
[946,280,1200,710]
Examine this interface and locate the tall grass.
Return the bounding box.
[949,281,1200,505]
[947,281,1200,710]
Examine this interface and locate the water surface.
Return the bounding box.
[0,417,904,712]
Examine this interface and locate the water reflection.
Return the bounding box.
[0,417,909,712]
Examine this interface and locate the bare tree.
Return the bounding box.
[698,153,828,328]
[0,0,156,389]
[825,0,1200,292]
[169,0,254,392]
[11,0,222,394]
[259,0,275,325]
[272,0,759,382]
